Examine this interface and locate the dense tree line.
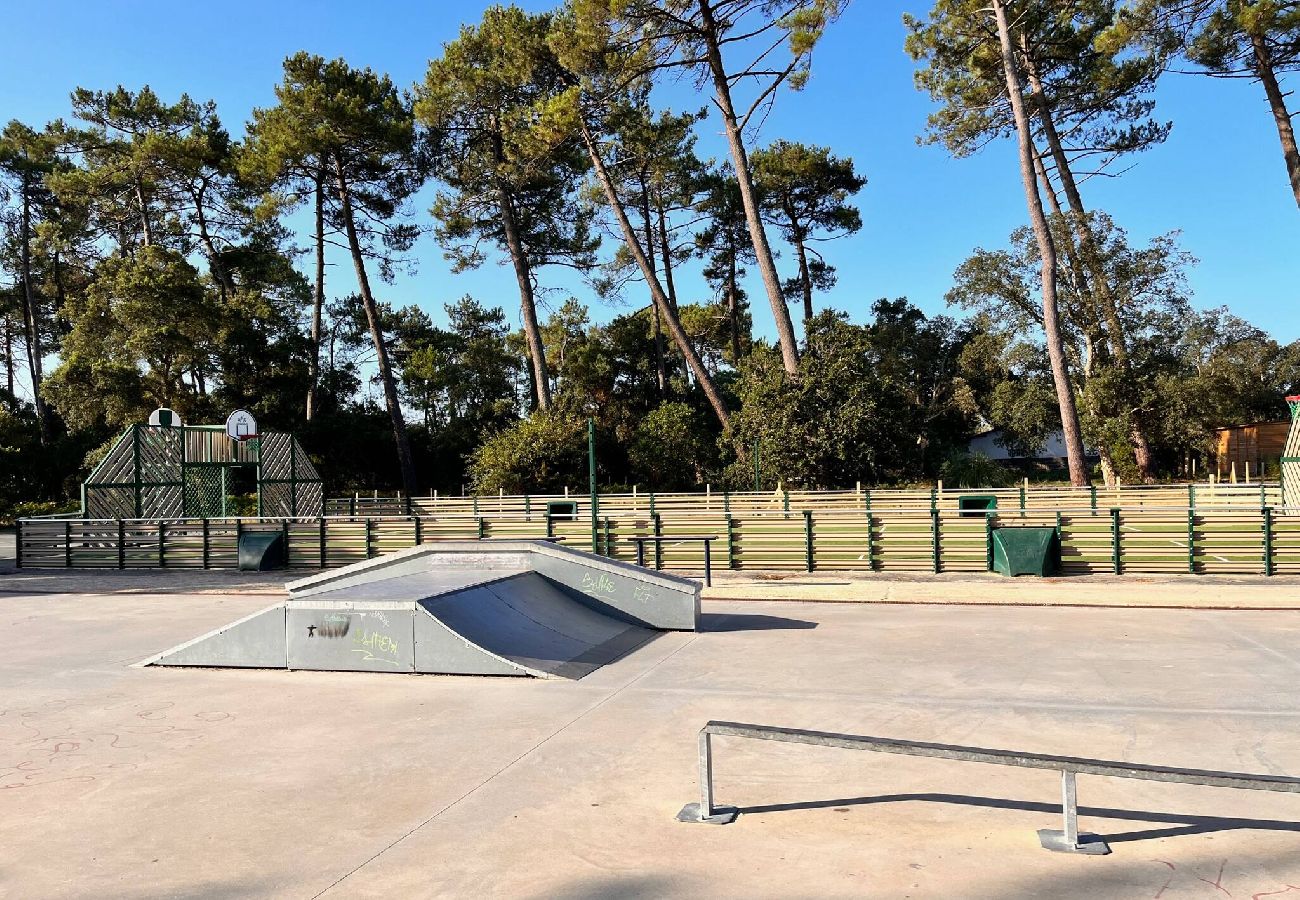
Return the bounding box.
[1,0,1297,516]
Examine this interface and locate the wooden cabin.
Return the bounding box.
[1214,421,1290,479]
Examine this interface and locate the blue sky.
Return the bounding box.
[4,0,1297,350]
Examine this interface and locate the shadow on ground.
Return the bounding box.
[737,791,1300,845]
[698,612,819,632]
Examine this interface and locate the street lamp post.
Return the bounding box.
[588,417,598,554]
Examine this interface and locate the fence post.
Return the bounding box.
[158,521,166,568]
[603,517,612,557]
[349,496,356,517]
[866,491,875,571]
[202,519,210,569]
[1090,484,1097,515]
[524,494,531,521]
[365,518,373,558]
[929,486,937,515]
[804,510,814,572]
[653,512,662,569]
[413,515,422,546]
[65,519,72,568]
[1019,482,1026,518]
[118,519,126,569]
[472,495,479,517]
[1264,506,1274,576]
[477,517,486,540]
[932,508,941,573]
[649,491,657,518]
[1187,508,1195,574]
[282,520,290,565]
[723,489,730,514]
[404,494,412,516]
[1188,483,1196,512]
[319,518,327,567]
[1111,508,1121,574]
[985,512,994,572]
[726,514,735,570]
[14,517,21,569]
[783,487,790,518]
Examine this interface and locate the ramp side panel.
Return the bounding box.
[412,607,534,677]
[529,553,699,630]
[145,604,287,669]
[286,606,415,672]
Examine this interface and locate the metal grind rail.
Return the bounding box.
[677,721,1300,855]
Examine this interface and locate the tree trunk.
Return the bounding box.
[697,0,800,377]
[1022,47,1156,481]
[17,170,51,443]
[1249,31,1300,208]
[135,178,153,247]
[333,160,418,495]
[642,186,667,394]
[792,231,814,328]
[993,0,1089,486]
[307,170,325,422]
[4,316,13,398]
[495,192,551,411]
[578,113,731,430]
[193,182,233,301]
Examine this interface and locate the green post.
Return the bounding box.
[866,506,876,572]
[649,491,656,517]
[202,519,210,569]
[472,495,479,517]
[1264,506,1274,576]
[753,439,760,491]
[931,507,941,573]
[1111,507,1121,574]
[723,490,730,514]
[985,512,994,572]
[1019,483,1026,518]
[282,520,290,564]
[1187,508,1195,574]
[782,487,790,518]
[524,494,531,521]
[13,517,20,569]
[1188,483,1196,511]
[414,516,423,546]
[158,521,166,568]
[725,513,735,569]
[1090,484,1097,515]
[132,425,142,518]
[929,486,937,514]
[804,510,814,572]
[603,517,612,556]
[290,439,298,517]
[119,519,126,569]
[65,519,72,568]
[319,518,327,567]
[588,417,598,554]
[653,512,662,569]
[477,516,486,540]
[365,518,373,558]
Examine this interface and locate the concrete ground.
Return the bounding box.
[5,582,1300,898]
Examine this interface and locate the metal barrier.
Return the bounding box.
[630,535,716,586]
[677,721,1300,855]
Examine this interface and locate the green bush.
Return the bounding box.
[939,452,1016,488]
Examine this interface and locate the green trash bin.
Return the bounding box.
[958,494,998,517]
[238,531,287,571]
[991,526,1060,577]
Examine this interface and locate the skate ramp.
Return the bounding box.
[142,540,695,679]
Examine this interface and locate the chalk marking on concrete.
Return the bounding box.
[310,632,700,899]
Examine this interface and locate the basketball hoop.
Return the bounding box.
[225,409,259,443]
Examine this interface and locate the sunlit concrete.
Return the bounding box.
[4,584,1300,898]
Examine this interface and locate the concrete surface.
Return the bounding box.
[701,569,1300,609]
[5,585,1300,898]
